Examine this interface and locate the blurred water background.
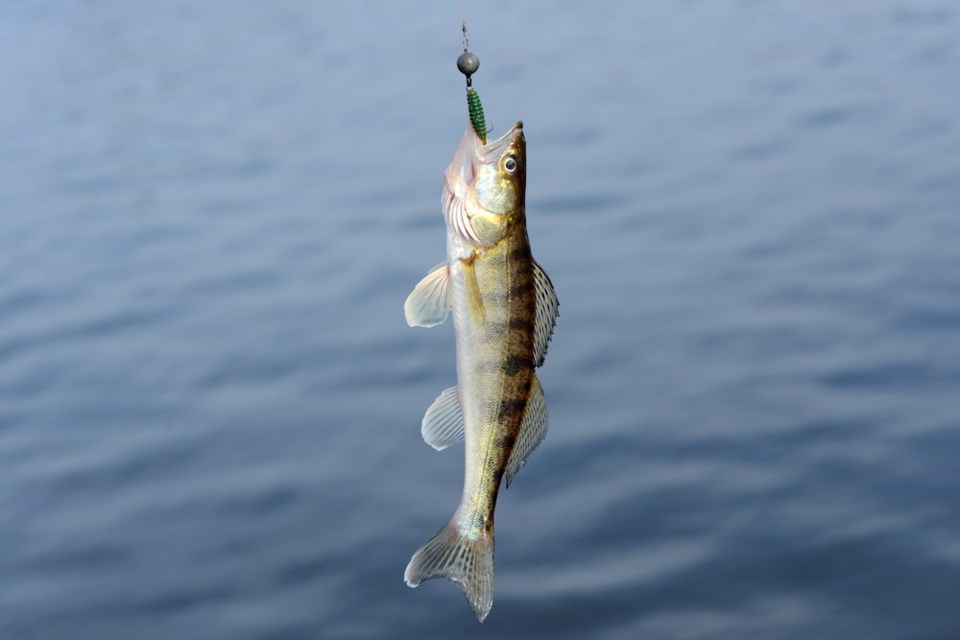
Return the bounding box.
[2,1,959,638]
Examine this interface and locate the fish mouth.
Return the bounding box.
[445,121,523,198]
[445,124,482,200]
[480,121,523,157]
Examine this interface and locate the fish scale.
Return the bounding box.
[453,224,535,529]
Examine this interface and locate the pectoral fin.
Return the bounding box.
[505,374,548,487]
[421,386,465,451]
[533,261,559,367]
[405,263,450,327]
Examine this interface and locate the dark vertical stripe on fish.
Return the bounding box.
[502,354,528,376]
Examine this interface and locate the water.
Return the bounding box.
[2,1,959,638]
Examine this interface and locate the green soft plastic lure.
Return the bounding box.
[466,87,486,143]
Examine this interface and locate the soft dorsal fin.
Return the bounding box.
[505,374,548,487]
[404,263,450,328]
[421,386,464,451]
[533,261,559,367]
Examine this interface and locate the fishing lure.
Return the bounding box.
[466,88,487,144]
[457,50,486,143]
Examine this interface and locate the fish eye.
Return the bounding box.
[503,155,518,174]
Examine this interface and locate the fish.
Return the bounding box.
[402,118,559,622]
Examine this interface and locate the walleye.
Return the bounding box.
[403,119,559,621]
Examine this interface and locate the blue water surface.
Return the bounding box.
[1,1,959,638]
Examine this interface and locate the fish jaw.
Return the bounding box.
[444,123,482,205]
[444,121,524,201]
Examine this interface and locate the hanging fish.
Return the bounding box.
[403,91,559,621]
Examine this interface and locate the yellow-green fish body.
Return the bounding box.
[403,120,558,621]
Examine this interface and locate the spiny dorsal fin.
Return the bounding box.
[533,261,559,367]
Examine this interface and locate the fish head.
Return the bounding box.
[473,122,525,222]
[443,121,526,249]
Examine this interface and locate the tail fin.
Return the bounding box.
[404,521,494,622]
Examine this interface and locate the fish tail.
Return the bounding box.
[404,520,494,622]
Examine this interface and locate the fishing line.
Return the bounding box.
[461,0,469,53]
[456,0,486,142]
